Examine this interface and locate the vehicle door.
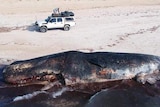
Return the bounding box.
[56,18,64,28]
[47,18,57,28]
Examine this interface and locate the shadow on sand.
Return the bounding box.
[26,24,64,33]
[26,24,39,32]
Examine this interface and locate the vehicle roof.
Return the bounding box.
[49,16,74,18]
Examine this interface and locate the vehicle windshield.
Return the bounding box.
[45,17,51,22]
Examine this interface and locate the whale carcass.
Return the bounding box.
[2,51,160,87]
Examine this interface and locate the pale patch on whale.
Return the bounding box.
[13,91,47,102]
[52,87,70,98]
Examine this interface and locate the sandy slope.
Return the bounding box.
[0,1,160,60]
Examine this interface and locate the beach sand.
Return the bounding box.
[0,0,160,60]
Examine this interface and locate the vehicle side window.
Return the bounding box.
[50,18,56,23]
[65,18,74,21]
[57,18,62,22]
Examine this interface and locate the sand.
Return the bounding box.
[0,0,160,61]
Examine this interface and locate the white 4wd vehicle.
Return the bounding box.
[35,16,76,32]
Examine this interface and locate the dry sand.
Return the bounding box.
[0,0,160,61]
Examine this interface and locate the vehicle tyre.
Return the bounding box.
[64,25,70,31]
[40,26,47,33]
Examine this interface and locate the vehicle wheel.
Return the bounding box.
[64,25,70,31]
[40,26,47,33]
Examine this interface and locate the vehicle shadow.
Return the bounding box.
[26,24,66,33]
[26,24,39,32]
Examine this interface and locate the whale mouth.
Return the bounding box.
[4,74,57,85]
